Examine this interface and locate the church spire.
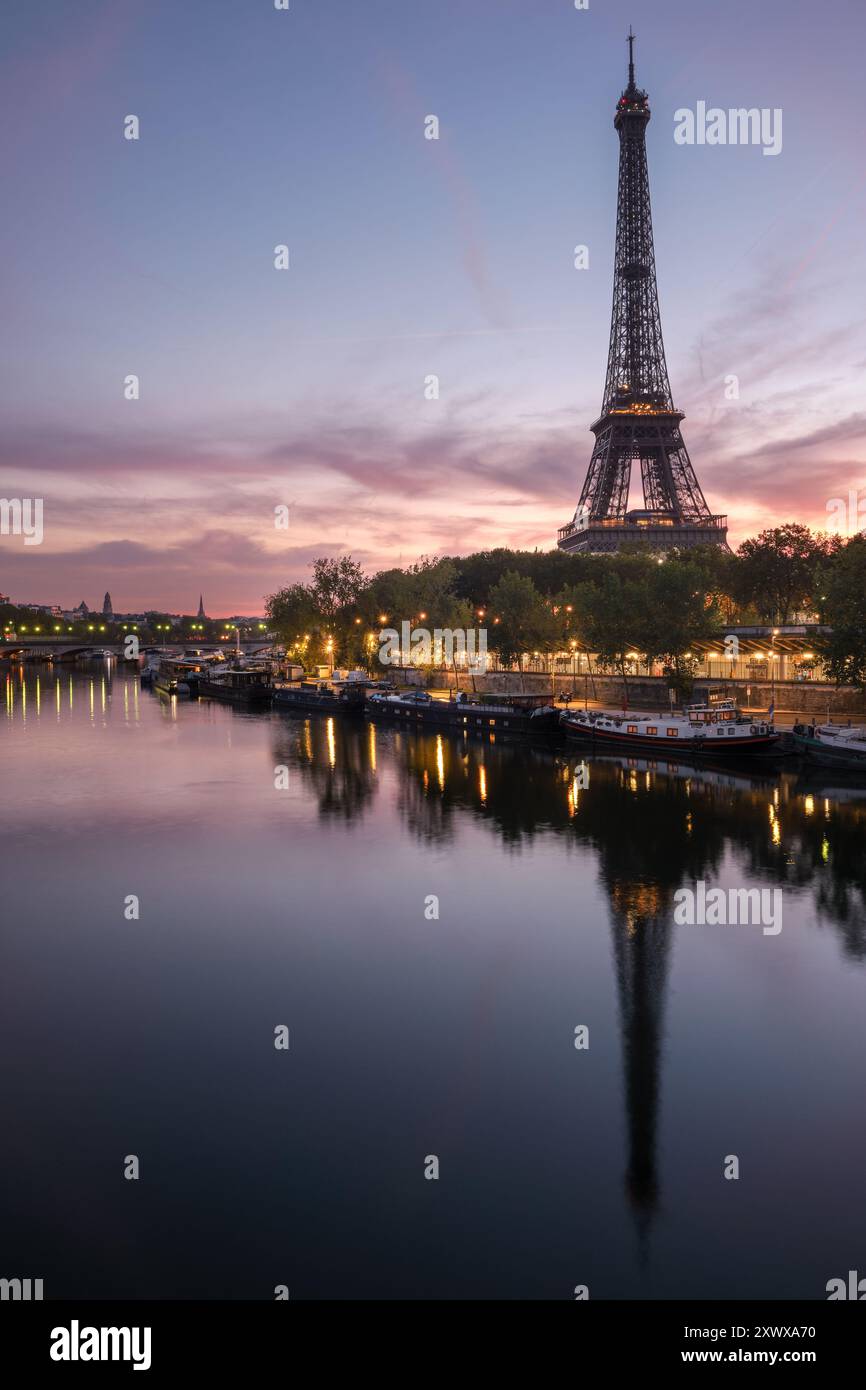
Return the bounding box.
[197,594,206,619]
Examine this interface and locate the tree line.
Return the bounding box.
[265,524,866,691]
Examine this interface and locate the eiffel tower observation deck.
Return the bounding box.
[558,32,728,556]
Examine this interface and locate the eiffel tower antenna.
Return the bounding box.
[558,39,728,555]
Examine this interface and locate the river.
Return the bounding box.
[2,663,864,1299]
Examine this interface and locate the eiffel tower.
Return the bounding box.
[558,32,727,556]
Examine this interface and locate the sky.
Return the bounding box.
[1,0,865,615]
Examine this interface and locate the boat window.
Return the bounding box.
[627,724,638,734]
[717,727,725,734]
[667,728,678,737]
[728,727,735,734]
[647,726,658,735]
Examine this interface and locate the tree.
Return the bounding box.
[735,524,839,624]
[637,560,722,698]
[816,537,866,688]
[267,557,367,668]
[487,572,558,670]
[309,556,366,621]
[572,572,643,701]
[266,583,319,645]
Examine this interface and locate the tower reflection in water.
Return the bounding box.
[272,714,866,1265]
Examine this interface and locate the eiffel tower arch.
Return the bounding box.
[558,33,728,556]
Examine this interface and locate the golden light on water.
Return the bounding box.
[479,765,487,804]
[368,722,377,773]
[804,795,815,816]
[326,717,336,768]
[436,735,445,792]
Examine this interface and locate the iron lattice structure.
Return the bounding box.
[558,33,727,555]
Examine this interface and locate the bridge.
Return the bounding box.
[0,639,275,661]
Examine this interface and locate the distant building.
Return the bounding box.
[102,591,113,617]
[18,602,63,617]
[197,594,206,619]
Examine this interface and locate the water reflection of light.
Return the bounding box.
[478,765,487,804]
[35,677,41,717]
[610,881,665,935]
[423,768,429,793]
[56,679,61,718]
[368,723,377,773]
[629,770,638,794]
[303,722,313,762]
[326,718,336,768]
[101,677,106,714]
[804,795,815,817]
[685,812,692,835]
[436,735,445,792]
[824,799,831,820]
[821,837,830,862]
[89,681,94,721]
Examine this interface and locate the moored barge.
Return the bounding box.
[791,721,866,770]
[152,657,208,696]
[196,667,274,707]
[273,679,367,717]
[560,700,778,757]
[366,689,560,736]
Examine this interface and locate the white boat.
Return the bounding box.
[792,721,866,770]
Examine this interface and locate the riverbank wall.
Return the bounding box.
[391,668,866,716]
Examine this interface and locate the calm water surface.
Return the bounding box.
[2,664,865,1299]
